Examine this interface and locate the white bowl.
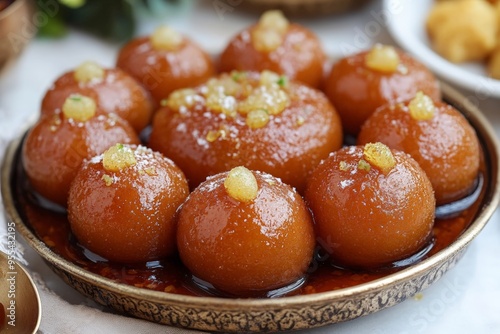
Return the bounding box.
[383,0,500,98]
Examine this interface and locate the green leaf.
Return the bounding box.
[37,16,68,38]
[62,0,135,42]
[59,0,86,9]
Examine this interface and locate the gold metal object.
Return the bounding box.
[1,83,499,332]
[0,251,41,334]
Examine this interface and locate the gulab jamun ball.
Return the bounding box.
[177,166,315,296]
[23,95,140,206]
[41,61,154,133]
[305,143,435,269]
[219,10,325,88]
[149,70,343,192]
[116,26,215,105]
[358,92,480,205]
[68,144,189,263]
[324,44,441,135]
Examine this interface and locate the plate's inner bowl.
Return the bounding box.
[8,122,490,300]
[2,82,498,332]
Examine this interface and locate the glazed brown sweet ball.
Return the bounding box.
[358,92,480,205]
[116,26,215,105]
[41,61,154,133]
[219,10,325,88]
[324,44,441,135]
[149,70,343,192]
[68,144,189,263]
[23,95,140,206]
[305,143,435,269]
[177,166,315,296]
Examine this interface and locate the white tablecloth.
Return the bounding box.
[1,1,500,333]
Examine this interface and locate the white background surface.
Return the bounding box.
[1,0,500,333]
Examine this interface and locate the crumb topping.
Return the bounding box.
[252,10,289,52]
[150,26,183,51]
[74,61,105,83]
[102,174,114,186]
[409,91,435,121]
[365,44,400,73]
[339,161,349,171]
[62,94,96,122]
[164,89,200,112]
[166,71,291,130]
[246,109,270,129]
[296,116,305,126]
[363,142,396,174]
[102,144,137,172]
[357,159,371,172]
[224,166,258,202]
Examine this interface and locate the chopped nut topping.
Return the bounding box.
[252,28,283,53]
[363,142,396,174]
[246,109,270,129]
[182,71,292,129]
[238,85,290,115]
[144,167,157,176]
[102,144,137,172]
[409,91,435,121]
[365,44,400,73]
[62,94,96,122]
[252,10,289,52]
[200,72,291,126]
[206,76,242,96]
[259,10,289,34]
[339,161,349,171]
[74,61,105,83]
[357,159,371,172]
[206,93,238,117]
[102,174,114,186]
[231,71,246,82]
[206,126,228,142]
[277,75,288,88]
[259,70,281,87]
[224,166,258,202]
[265,179,276,186]
[166,88,199,111]
[206,130,221,142]
[296,116,305,126]
[150,26,183,51]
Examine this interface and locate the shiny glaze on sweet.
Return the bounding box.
[41,68,154,133]
[116,36,215,105]
[220,24,326,88]
[22,114,139,206]
[305,146,435,269]
[358,101,480,205]
[68,145,189,263]
[149,72,343,192]
[324,49,441,135]
[14,147,486,298]
[177,171,315,296]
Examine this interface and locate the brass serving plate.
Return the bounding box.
[0,252,41,333]
[1,83,499,332]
